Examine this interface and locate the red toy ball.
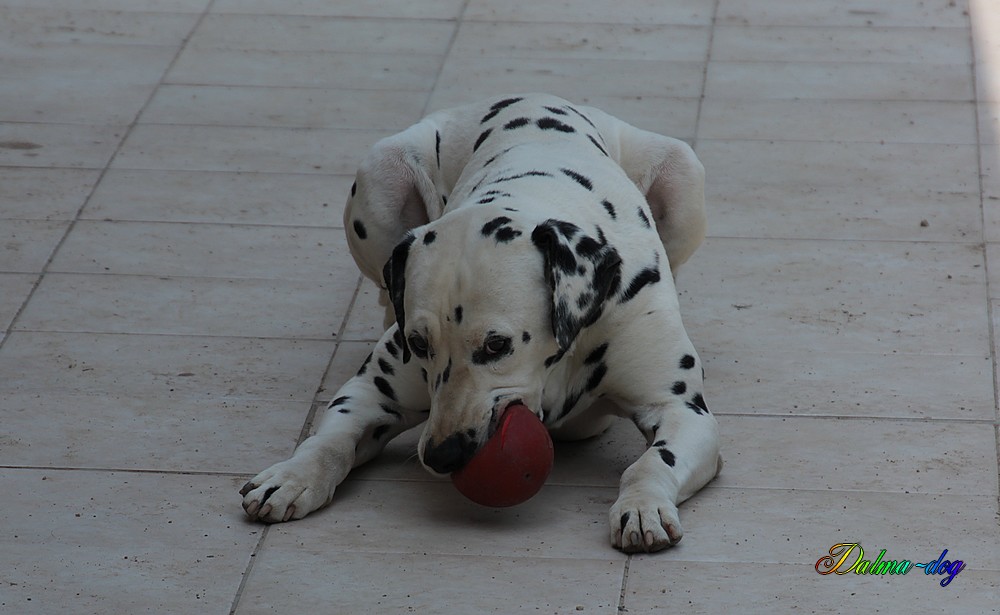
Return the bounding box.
[451,404,554,507]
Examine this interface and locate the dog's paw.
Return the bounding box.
[240,458,335,523]
[609,496,683,553]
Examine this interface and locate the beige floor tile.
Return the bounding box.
[465,0,714,25]
[0,220,68,273]
[0,0,208,10]
[211,0,466,19]
[982,143,1000,241]
[715,415,998,495]
[339,279,384,341]
[712,24,972,64]
[626,562,998,612]
[660,487,1000,565]
[256,479,622,559]
[82,169,353,226]
[699,99,977,144]
[49,220,352,279]
[0,5,199,45]
[16,273,348,339]
[141,85,428,130]
[704,181,981,243]
[0,331,334,402]
[0,167,98,221]
[979,101,1000,144]
[717,0,971,28]
[167,47,442,90]
[0,122,123,168]
[452,21,711,62]
[112,124,391,174]
[188,14,456,55]
[237,549,624,613]
[706,61,973,102]
[678,238,989,356]
[0,274,36,330]
[1,468,259,614]
[0,391,308,472]
[429,56,706,108]
[701,347,994,420]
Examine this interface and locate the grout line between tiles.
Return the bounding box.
[616,555,631,613]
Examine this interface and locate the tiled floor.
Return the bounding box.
[2,0,999,613]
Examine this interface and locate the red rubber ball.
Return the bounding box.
[451,404,554,507]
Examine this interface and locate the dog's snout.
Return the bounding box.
[423,432,479,474]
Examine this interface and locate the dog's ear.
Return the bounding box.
[531,220,622,352]
[577,107,706,274]
[346,122,443,288]
[382,234,416,363]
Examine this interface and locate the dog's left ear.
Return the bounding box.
[579,106,706,274]
[531,220,622,352]
[382,234,416,363]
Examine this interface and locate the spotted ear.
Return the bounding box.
[346,121,444,292]
[578,105,706,273]
[382,234,416,363]
[531,220,622,351]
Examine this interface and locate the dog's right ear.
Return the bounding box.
[345,122,444,289]
[382,234,416,363]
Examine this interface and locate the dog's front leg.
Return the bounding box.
[240,325,429,523]
[610,396,722,553]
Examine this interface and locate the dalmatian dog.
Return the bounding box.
[240,94,722,553]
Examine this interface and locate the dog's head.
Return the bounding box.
[383,207,621,475]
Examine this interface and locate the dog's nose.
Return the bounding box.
[423,432,478,474]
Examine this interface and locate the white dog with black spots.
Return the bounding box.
[241,93,722,553]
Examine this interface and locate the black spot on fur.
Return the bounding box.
[537,117,575,133]
[659,448,676,466]
[454,305,463,324]
[423,231,437,245]
[442,195,448,206]
[504,117,531,130]
[473,128,493,152]
[638,207,652,228]
[482,216,513,236]
[352,220,367,239]
[544,350,565,368]
[495,227,521,242]
[373,376,396,402]
[620,511,631,529]
[585,343,608,365]
[435,131,441,167]
[378,358,395,376]
[357,352,373,376]
[373,425,390,440]
[672,381,687,395]
[442,359,452,384]
[565,105,597,129]
[544,106,568,115]
[601,199,616,219]
[420,368,428,383]
[385,341,398,358]
[575,236,602,258]
[620,255,661,304]
[586,363,607,392]
[481,97,524,123]
[558,390,582,420]
[680,354,696,369]
[522,331,531,343]
[653,439,667,447]
[337,408,350,414]
[380,403,402,419]
[588,134,609,156]
[560,168,593,191]
[691,393,709,414]
[351,181,357,197]
[330,395,350,408]
[491,170,553,184]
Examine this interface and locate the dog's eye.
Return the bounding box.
[484,335,511,356]
[408,334,429,358]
